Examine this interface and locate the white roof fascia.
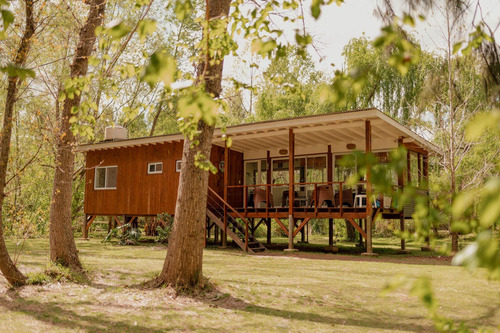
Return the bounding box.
[76,133,184,152]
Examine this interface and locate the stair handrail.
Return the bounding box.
[208,186,249,252]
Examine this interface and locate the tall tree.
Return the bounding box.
[0,0,35,286]
[341,37,434,125]
[154,0,232,288]
[255,46,330,120]
[49,0,106,268]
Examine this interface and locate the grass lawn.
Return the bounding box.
[0,237,499,332]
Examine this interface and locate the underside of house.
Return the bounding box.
[78,108,440,254]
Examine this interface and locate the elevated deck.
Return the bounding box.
[230,206,402,220]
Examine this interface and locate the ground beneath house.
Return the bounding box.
[0,238,499,332]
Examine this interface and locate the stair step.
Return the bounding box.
[207,207,267,254]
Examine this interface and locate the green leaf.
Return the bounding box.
[311,0,322,19]
[103,20,131,41]
[137,19,156,42]
[410,277,436,311]
[295,33,312,46]
[465,112,498,140]
[452,41,463,54]
[1,9,14,30]
[141,50,177,88]
[451,191,475,219]
[402,13,415,27]
[174,0,193,21]
[251,39,277,57]
[1,64,35,79]
[135,0,150,7]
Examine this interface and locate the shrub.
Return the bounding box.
[155,213,173,244]
[104,223,142,245]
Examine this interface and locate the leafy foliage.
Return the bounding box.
[155,213,174,244]
[104,223,142,245]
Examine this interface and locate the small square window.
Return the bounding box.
[148,162,163,174]
[176,160,182,172]
[94,166,118,190]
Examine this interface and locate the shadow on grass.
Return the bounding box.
[199,292,434,332]
[0,289,157,333]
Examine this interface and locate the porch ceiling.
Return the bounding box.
[212,109,440,155]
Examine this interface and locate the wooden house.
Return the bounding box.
[78,108,440,254]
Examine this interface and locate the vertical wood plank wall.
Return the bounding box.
[84,142,243,216]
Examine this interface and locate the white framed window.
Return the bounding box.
[148,162,163,174]
[94,166,118,190]
[176,160,182,172]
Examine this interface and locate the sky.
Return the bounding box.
[224,0,500,84]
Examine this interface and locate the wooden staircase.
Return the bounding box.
[207,187,266,254]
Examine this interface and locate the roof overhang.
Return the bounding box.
[77,109,442,156]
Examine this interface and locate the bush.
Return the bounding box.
[104,223,142,245]
[155,213,173,244]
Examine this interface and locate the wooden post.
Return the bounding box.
[107,215,113,234]
[417,153,421,184]
[266,150,271,215]
[266,150,271,210]
[222,143,229,248]
[327,144,333,182]
[289,129,295,217]
[82,215,89,239]
[214,224,219,245]
[266,218,271,245]
[407,149,411,184]
[362,120,376,256]
[398,137,407,252]
[359,219,364,248]
[423,154,429,180]
[422,153,431,251]
[285,128,297,252]
[326,144,336,252]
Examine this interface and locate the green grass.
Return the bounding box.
[0,237,499,332]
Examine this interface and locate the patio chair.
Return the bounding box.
[335,188,354,207]
[310,185,335,208]
[254,188,274,208]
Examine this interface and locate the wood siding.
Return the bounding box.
[84,142,243,216]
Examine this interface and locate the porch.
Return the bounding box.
[209,109,437,254]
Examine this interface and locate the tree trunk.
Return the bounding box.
[155,0,231,288]
[49,0,106,268]
[0,0,35,287]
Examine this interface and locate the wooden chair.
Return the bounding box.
[310,185,335,207]
[335,188,354,207]
[254,188,273,208]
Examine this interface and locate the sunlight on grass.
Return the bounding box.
[0,238,498,332]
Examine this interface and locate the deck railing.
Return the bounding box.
[226,181,370,215]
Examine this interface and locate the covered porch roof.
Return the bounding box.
[77,108,440,156]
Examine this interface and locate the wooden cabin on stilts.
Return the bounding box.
[78,109,440,254]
